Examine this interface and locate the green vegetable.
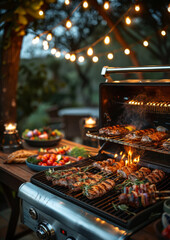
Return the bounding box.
[68,147,90,158]
[112,203,136,216]
[27,156,40,164]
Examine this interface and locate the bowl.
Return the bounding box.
[22,135,63,147]
[26,160,55,171]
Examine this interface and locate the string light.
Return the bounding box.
[43,43,49,50]
[78,56,85,62]
[51,48,56,55]
[39,10,44,16]
[143,40,149,47]
[87,47,93,56]
[125,16,131,25]
[32,36,39,44]
[65,53,71,59]
[43,40,48,46]
[107,53,114,60]
[46,33,52,41]
[103,1,109,10]
[124,48,130,55]
[70,54,76,62]
[161,30,166,36]
[104,36,110,45]
[92,56,99,62]
[83,1,88,8]
[135,4,140,12]
[65,0,70,5]
[55,51,61,58]
[66,20,72,29]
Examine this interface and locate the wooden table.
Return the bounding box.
[0,139,160,240]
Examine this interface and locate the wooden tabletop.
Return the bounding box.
[0,139,160,240]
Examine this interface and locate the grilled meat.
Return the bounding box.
[141,131,167,143]
[145,169,165,184]
[83,179,115,199]
[99,125,135,136]
[92,158,116,170]
[128,167,151,181]
[45,167,81,181]
[117,164,138,178]
[125,128,156,141]
[163,138,170,150]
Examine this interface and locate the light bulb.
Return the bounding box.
[124,48,130,55]
[66,20,72,29]
[43,40,48,46]
[65,53,70,60]
[39,10,44,16]
[83,1,88,8]
[55,51,61,58]
[65,0,70,5]
[78,56,85,62]
[104,1,109,10]
[92,56,99,62]
[107,53,114,60]
[51,48,56,55]
[104,36,110,45]
[70,54,76,62]
[87,47,93,56]
[135,4,140,12]
[125,16,131,25]
[46,33,52,41]
[168,4,170,12]
[143,40,149,47]
[161,30,166,36]
[32,36,39,44]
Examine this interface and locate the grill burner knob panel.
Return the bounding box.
[29,207,38,220]
[36,221,55,239]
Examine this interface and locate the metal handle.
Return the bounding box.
[101,65,170,77]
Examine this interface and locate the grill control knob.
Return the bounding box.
[36,221,55,239]
[29,207,38,220]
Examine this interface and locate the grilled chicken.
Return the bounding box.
[45,167,81,181]
[117,164,138,178]
[145,169,165,184]
[141,131,167,143]
[99,125,135,136]
[93,159,125,174]
[162,138,170,150]
[83,179,115,199]
[125,128,156,141]
[128,167,151,181]
[92,158,116,170]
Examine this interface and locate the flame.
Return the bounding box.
[4,123,16,131]
[114,153,118,158]
[84,117,96,128]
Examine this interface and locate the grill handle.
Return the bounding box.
[101,65,170,82]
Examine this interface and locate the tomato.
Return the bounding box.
[77,156,83,160]
[41,156,48,163]
[63,156,69,162]
[52,162,58,166]
[37,155,42,160]
[162,225,170,239]
[42,163,47,166]
[50,155,56,161]
[47,160,53,166]
[59,160,65,165]
[38,162,42,166]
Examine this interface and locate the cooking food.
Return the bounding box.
[45,167,81,181]
[145,169,165,183]
[5,149,38,163]
[83,179,116,199]
[125,128,156,141]
[163,138,170,150]
[99,125,136,136]
[128,167,151,181]
[22,127,62,141]
[117,164,138,178]
[141,131,167,143]
[92,158,125,174]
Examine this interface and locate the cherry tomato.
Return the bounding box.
[37,155,42,160]
[59,160,65,165]
[52,162,58,166]
[38,162,42,166]
[47,160,53,166]
[63,156,69,162]
[77,156,83,160]
[41,156,48,163]
[162,225,170,239]
[42,163,47,166]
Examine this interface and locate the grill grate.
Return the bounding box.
[31,154,170,230]
[86,132,170,155]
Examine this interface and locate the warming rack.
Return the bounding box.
[86,131,170,155]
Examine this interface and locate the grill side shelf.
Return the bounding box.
[86,132,170,155]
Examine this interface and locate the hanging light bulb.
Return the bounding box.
[46,33,52,41]
[66,20,72,29]
[135,4,140,12]
[124,48,130,55]
[107,53,114,60]
[51,48,57,55]
[39,10,44,16]
[87,47,93,56]
[65,0,70,5]
[103,1,109,10]
[161,30,166,36]
[43,42,49,50]
[83,1,88,8]
[43,40,48,46]
[92,56,99,63]
[78,56,85,63]
[125,16,131,25]
[65,53,71,60]
[104,36,110,45]
[55,51,61,58]
[32,36,39,44]
[70,54,76,62]
[143,40,149,47]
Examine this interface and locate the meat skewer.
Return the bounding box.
[141,131,167,143]
[92,158,125,174]
[99,125,135,136]
[124,128,156,141]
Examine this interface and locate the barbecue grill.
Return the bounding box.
[18,65,170,240]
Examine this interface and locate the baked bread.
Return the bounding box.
[6,149,38,163]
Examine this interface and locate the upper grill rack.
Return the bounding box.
[31,154,170,231]
[86,131,170,155]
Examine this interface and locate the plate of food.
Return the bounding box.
[26,152,82,171]
[22,127,63,147]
